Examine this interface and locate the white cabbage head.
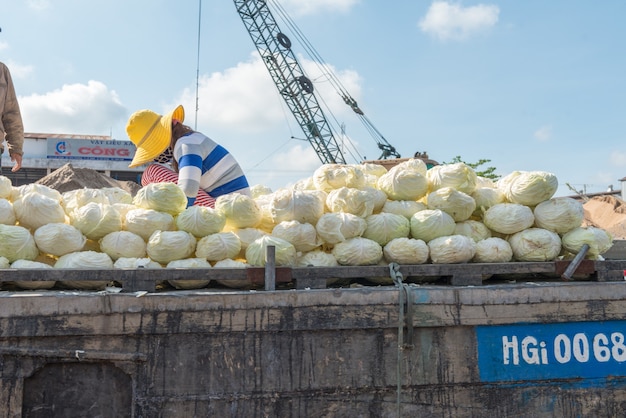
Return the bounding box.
[213,258,248,268]
[377,168,428,201]
[508,228,562,261]
[0,176,13,199]
[381,200,427,219]
[313,164,366,191]
[271,220,321,252]
[112,203,136,225]
[269,188,326,225]
[358,163,388,180]
[10,260,53,268]
[297,250,339,267]
[215,193,262,229]
[101,187,133,205]
[34,223,86,257]
[213,258,252,289]
[253,192,279,232]
[471,187,506,217]
[146,230,197,264]
[454,220,492,242]
[363,187,388,213]
[0,198,16,225]
[291,176,316,191]
[428,235,476,264]
[409,209,456,243]
[326,187,375,218]
[427,187,476,222]
[476,176,495,188]
[13,192,66,230]
[62,188,110,215]
[11,184,62,203]
[383,237,429,265]
[245,235,297,267]
[331,237,383,266]
[166,258,212,290]
[176,205,226,238]
[390,158,428,176]
[533,197,584,234]
[483,203,535,235]
[231,228,268,252]
[10,259,55,290]
[315,212,367,245]
[55,251,114,290]
[500,171,558,206]
[363,212,410,246]
[473,237,513,263]
[125,208,175,241]
[196,231,242,261]
[100,231,147,260]
[114,257,162,269]
[561,226,613,258]
[427,162,478,194]
[71,202,123,240]
[0,224,40,262]
[250,184,273,198]
[133,182,187,215]
[0,256,9,268]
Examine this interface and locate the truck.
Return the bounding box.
[1,244,626,417]
[3,3,626,418]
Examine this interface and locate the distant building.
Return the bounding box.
[620,177,626,202]
[0,133,144,186]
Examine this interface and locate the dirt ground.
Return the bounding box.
[35,163,141,196]
[582,194,626,239]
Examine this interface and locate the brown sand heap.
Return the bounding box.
[36,163,141,196]
[583,195,626,239]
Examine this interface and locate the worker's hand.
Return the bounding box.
[9,153,22,172]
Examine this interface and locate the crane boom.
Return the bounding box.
[234,0,346,164]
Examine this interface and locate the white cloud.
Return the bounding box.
[173,52,363,135]
[26,0,50,12]
[19,80,127,135]
[0,41,8,51]
[278,0,359,17]
[534,125,552,141]
[419,1,499,41]
[248,143,322,188]
[169,52,366,189]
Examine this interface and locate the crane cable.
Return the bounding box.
[268,0,396,158]
[268,1,363,163]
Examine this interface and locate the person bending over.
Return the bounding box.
[127,104,249,208]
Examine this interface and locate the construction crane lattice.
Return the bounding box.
[234,0,346,164]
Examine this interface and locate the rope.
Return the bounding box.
[389,263,414,417]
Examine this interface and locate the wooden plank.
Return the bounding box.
[0,260,625,292]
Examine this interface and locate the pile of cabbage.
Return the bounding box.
[0,159,613,290]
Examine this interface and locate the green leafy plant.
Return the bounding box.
[444,156,499,180]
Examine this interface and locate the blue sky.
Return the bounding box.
[2,0,625,196]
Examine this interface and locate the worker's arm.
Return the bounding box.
[176,143,203,207]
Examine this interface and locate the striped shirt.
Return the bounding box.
[173,132,250,207]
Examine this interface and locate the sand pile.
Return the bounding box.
[36,163,141,196]
[583,195,626,239]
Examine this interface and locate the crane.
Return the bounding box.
[233,0,417,166]
[233,0,346,164]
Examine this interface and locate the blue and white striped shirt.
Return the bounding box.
[173,132,250,206]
